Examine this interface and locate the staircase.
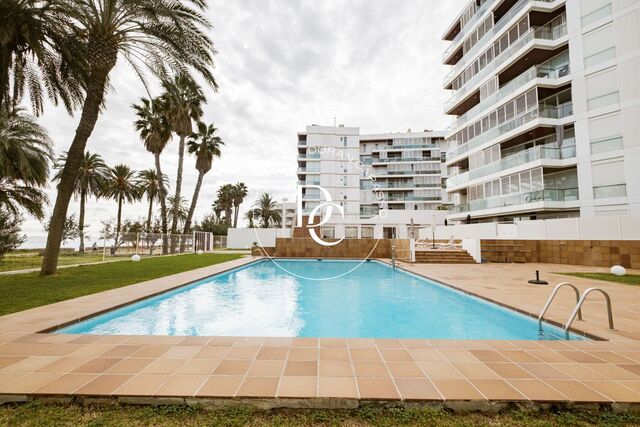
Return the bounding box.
[414,249,476,264]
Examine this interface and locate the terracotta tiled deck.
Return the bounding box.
[1,257,640,409]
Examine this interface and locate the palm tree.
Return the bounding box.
[0,108,52,219]
[0,0,84,115]
[183,122,223,234]
[161,74,206,237]
[52,151,108,252]
[253,193,282,228]
[133,97,171,254]
[103,165,141,246]
[216,184,235,225]
[41,0,217,275]
[244,209,257,228]
[231,182,248,229]
[138,169,168,233]
[165,196,189,230]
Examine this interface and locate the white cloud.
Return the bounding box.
[22,0,466,242]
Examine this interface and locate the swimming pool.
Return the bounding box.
[57,259,584,340]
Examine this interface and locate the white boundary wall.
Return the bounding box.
[227,228,291,249]
[419,215,640,241]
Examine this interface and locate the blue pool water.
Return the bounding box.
[58,260,583,340]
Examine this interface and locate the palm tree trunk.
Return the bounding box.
[154,154,169,255]
[170,134,186,252]
[40,69,110,276]
[233,203,240,228]
[79,189,86,253]
[146,197,153,232]
[183,172,204,235]
[115,195,123,248]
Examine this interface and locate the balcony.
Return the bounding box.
[447,100,573,161]
[448,187,578,214]
[297,152,320,161]
[297,179,320,186]
[387,195,441,202]
[372,170,441,177]
[297,167,320,174]
[367,144,439,152]
[444,0,493,51]
[447,141,576,189]
[444,0,557,68]
[447,59,570,131]
[444,19,568,111]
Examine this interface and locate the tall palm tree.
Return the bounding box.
[103,164,140,246]
[231,182,248,229]
[0,108,52,219]
[52,151,108,252]
[161,74,206,237]
[138,169,168,233]
[41,0,217,275]
[133,97,171,254]
[0,0,84,115]
[216,184,235,225]
[253,193,282,228]
[183,122,223,234]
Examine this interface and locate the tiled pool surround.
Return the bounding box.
[1,257,640,408]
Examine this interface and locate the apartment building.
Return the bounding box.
[442,0,640,223]
[296,125,450,238]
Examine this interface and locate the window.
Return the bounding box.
[321,226,335,240]
[345,226,358,239]
[361,226,374,239]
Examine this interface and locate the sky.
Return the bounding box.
[24,0,467,245]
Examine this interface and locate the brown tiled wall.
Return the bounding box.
[274,238,406,259]
[251,246,276,257]
[481,240,640,268]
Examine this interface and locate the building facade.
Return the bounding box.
[442,0,640,223]
[296,125,450,239]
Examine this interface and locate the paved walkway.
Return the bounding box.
[0,257,639,408]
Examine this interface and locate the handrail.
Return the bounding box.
[538,282,582,331]
[564,287,614,338]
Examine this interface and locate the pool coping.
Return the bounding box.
[1,256,640,409]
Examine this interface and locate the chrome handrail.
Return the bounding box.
[538,282,582,331]
[564,287,614,338]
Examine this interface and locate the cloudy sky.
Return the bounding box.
[25,0,467,244]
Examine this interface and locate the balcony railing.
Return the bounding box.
[448,187,579,214]
[447,60,570,131]
[372,157,440,163]
[444,21,568,110]
[297,167,320,173]
[447,143,576,188]
[387,195,441,202]
[297,152,320,160]
[297,179,320,186]
[372,170,441,176]
[447,101,573,160]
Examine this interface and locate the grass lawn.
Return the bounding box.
[0,252,106,272]
[0,253,243,316]
[559,272,640,286]
[1,402,639,426]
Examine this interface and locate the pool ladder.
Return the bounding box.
[538,282,614,338]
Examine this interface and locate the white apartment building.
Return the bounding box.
[442,0,640,223]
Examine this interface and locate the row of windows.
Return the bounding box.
[447,88,538,145]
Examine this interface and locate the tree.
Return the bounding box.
[244,209,257,228]
[52,151,107,252]
[0,209,25,260]
[253,193,281,228]
[231,182,248,228]
[164,196,189,229]
[216,184,235,225]
[194,213,229,236]
[103,165,141,246]
[161,74,206,238]
[133,97,171,253]
[0,0,84,115]
[41,0,218,275]
[138,169,168,233]
[183,122,223,234]
[43,214,79,246]
[0,108,52,219]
